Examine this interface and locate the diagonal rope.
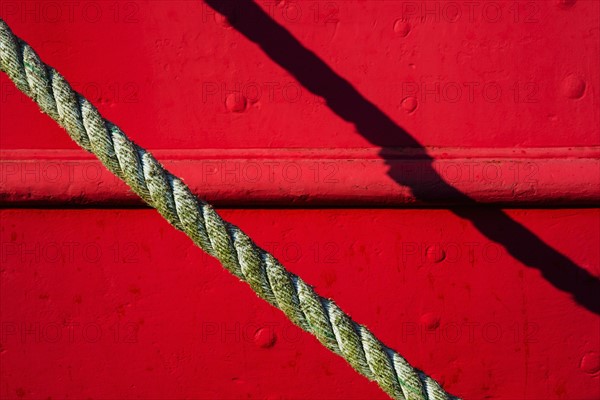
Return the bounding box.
[0,18,459,400]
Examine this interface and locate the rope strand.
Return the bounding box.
[0,18,458,400]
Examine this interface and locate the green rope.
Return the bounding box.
[0,18,459,400]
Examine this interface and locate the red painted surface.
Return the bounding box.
[1,209,599,400]
[1,1,599,399]
[1,1,599,151]
[1,147,600,206]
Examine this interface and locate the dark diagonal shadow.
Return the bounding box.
[203,0,600,315]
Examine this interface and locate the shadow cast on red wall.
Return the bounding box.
[203,0,599,316]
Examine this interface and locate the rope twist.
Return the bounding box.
[0,18,458,400]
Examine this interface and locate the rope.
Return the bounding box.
[0,18,459,400]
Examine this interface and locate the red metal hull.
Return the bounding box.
[1,1,598,399]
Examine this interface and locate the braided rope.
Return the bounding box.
[0,18,459,400]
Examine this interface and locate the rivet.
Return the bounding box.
[420,312,441,330]
[580,352,600,374]
[393,20,411,37]
[225,93,247,112]
[426,245,446,263]
[401,96,418,113]
[562,74,586,99]
[254,327,277,348]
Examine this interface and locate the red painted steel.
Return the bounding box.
[1,147,600,206]
[1,1,599,399]
[1,209,599,399]
[1,1,598,151]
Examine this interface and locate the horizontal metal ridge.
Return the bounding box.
[1,147,598,207]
